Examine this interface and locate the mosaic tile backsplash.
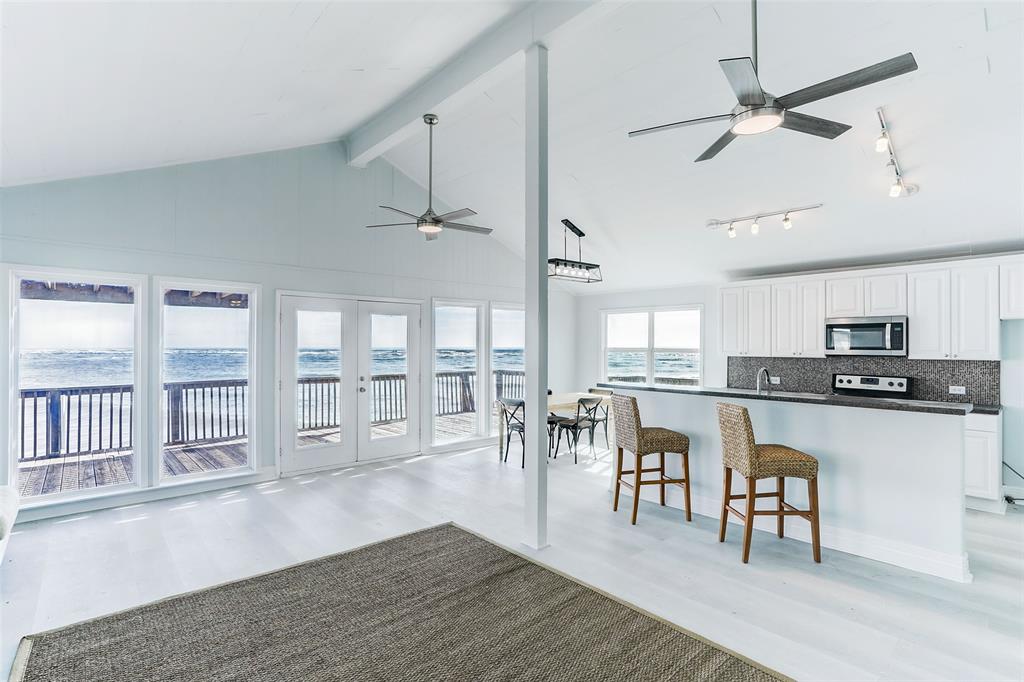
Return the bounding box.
[727,356,1000,406]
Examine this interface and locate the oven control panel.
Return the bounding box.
[833,374,911,396]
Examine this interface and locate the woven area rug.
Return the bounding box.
[12,523,786,681]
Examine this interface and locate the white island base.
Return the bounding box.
[612,387,972,583]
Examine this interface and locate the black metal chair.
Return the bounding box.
[498,398,526,468]
[588,388,613,446]
[555,397,603,463]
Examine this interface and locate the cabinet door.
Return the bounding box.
[798,280,827,357]
[720,287,746,356]
[964,430,1000,500]
[771,283,799,357]
[1000,261,1024,319]
[864,274,907,315]
[826,277,864,318]
[745,285,773,357]
[908,270,951,359]
[951,265,1000,360]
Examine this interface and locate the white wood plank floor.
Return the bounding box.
[2,443,1021,681]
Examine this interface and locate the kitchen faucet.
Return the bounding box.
[756,367,772,394]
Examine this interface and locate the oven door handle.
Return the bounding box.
[885,323,892,350]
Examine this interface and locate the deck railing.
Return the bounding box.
[18,370,529,460]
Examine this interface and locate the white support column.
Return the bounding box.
[523,43,549,550]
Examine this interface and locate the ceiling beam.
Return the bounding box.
[343,0,600,168]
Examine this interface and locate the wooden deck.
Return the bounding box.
[17,440,249,497]
[17,413,481,497]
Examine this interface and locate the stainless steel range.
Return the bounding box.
[832,373,913,399]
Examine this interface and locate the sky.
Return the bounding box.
[607,310,700,349]
[20,300,526,351]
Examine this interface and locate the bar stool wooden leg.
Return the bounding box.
[631,453,642,525]
[719,466,732,542]
[613,447,623,511]
[742,477,756,564]
[682,452,692,522]
[777,476,785,538]
[658,452,666,506]
[808,476,822,563]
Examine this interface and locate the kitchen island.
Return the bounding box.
[600,383,973,582]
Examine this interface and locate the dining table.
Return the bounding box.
[496,391,614,458]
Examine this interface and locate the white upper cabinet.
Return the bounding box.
[908,270,951,359]
[1000,260,1024,319]
[772,282,799,357]
[745,285,773,357]
[772,280,825,357]
[950,265,1000,360]
[798,280,827,357]
[720,286,746,356]
[826,277,864,318]
[864,274,907,315]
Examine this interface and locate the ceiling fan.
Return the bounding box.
[366,114,492,241]
[628,0,918,161]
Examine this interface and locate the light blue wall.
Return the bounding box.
[1002,320,1024,488]
[0,142,530,476]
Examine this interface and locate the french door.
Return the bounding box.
[280,296,420,475]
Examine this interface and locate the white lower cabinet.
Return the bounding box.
[964,413,1004,513]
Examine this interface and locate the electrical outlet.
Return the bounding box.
[770,377,781,385]
[949,386,966,395]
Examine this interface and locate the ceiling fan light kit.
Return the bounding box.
[548,219,603,283]
[365,113,493,241]
[709,203,823,239]
[627,0,918,162]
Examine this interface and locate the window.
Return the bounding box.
[603,307,702,386]
[490,306,525,435]
[161,283,256,479]
[14,273,142,499]
[433,302,484,444]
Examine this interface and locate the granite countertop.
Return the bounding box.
[597,383,991,416]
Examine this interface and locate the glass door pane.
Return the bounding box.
[16,277,137,498]
[296,310,342,447]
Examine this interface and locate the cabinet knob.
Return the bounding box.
[944,354,949,358]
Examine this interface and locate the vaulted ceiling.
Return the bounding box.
[0,0,527,186]
[383,1,1024,290]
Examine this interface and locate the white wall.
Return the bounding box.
[547,288,577,393]
[0,142,576,491]
[572,284,727,390]
[1002,321,1024,490]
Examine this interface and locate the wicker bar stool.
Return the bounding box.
[715,403,822,563]
[611,395,692,525]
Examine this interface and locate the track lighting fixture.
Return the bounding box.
[876,107,916,198]
[709,204,822,239]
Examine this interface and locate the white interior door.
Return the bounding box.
[280,296,357,475]
[357,301,421,460]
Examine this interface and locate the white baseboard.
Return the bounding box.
[966,495,1008,514]
[623,480,973,583]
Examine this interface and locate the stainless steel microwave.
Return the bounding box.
[824,316,907,356]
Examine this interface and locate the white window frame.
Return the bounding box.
[7,265,149,501]
[488,302,525,435]
[430,298,487,445]
[600,305,704,387]
[156,277,260,484]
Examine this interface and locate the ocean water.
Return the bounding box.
[18,347,698,388]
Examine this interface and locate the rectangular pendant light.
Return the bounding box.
[548,219,603,283]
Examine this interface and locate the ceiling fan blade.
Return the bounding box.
[425,232,440,242]
[779,111,852,139]
[436,208,477,222]
[366,222,416,229]
[719,57,766,106]
[379,205,421,220]
[443,222,493,235]
[695,129,737,162]
[776,52,918,110]
[628,114,732,138]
